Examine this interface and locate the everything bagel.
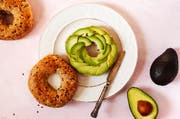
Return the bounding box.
[28,55,78,107]
[0,0,33,40]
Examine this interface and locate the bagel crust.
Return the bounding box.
[28,55,78,107]
[0,0,33,40]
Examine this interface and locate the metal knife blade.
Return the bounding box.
[107,50,125,84]
[90,51,125,118]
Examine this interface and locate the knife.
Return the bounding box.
[90,51,125,118]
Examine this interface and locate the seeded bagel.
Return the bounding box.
[0,0,33,40]
[28,55,78,107]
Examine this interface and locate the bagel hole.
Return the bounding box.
[85,42,100,57]
[0,10,14,26]
[48,73,61,90]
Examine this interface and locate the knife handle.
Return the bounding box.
[90,51,125,118]
[91,83,109,118]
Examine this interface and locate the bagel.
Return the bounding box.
[28,55,78,107]
[0,0,33,40]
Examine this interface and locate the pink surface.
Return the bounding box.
[0,0,180,119]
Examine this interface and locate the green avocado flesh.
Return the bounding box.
[127,87,158,119]
[65,26,118,75]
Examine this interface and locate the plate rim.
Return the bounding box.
[39,3,138,102]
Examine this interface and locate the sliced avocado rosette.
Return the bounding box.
[65,26,118,75]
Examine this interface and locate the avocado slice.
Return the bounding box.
[86,36,104,50]
[81,48,100,66]
[65,35,78,54]
[78,37,92,46]
[94,34,107,54]
[106,43,118,67]
[127,87,158,119]
[80,44,111,66]
[97,45,111,61]
[89,26,107,35]
[73,27,94,36]
[70,42,84,63]
[70,60,109,75]
[103,34,112,45]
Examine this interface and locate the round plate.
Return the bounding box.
[40,3,138,102]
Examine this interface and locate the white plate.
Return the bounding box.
[40,3,138,102]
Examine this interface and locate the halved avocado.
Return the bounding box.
[127,87,158,119]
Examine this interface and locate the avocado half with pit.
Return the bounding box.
[65,26,118,75]
[127,87,158,119]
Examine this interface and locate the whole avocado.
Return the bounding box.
[150,48,178,86]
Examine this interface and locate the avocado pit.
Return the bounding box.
[0,10,14,25]
[138,100,153,116]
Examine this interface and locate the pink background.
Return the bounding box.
[0,0,180,119]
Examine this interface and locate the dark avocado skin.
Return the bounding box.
[150,48,178,86]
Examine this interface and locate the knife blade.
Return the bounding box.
[90,51,125,118]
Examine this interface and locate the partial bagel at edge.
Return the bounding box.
[0,0,33,40]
